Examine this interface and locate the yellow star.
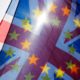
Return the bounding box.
[9,31,20,40]
[49,3,57,13]
[66,61,75,69]
[5,48,15,57]
[55,68,64,78]
[62,6,70,16]
[22,19,32,32]
[21,40,31,50]
[33,8,42,16]
[41,64,50,74]
[71,64,79,74]
[73,18,80,28]
[22,19,29,25]
[28,54,39,65]
[11,64,19,71]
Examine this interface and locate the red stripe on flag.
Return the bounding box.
[0,21,10,43]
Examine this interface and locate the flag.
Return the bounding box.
[0,0,80,80]
[0,0,19,51]
[0,0,11,22]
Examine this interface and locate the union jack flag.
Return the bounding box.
[0,0,80,80]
